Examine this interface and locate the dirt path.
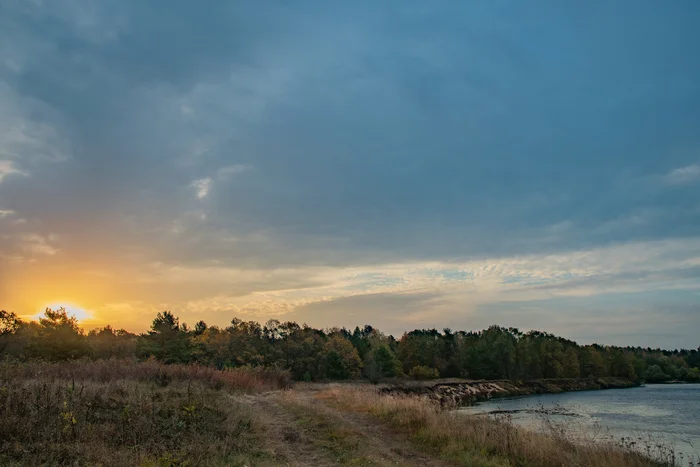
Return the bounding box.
[240,392,340,466]
[241,389,453,467]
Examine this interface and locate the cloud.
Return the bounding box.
[0,160,26,184]
[664,163,700,186]
[0,232,59,262]
[96,237,700,340]
[190,178,212,200]
[0,209,15,218]
[0,83,72,167]
[291,292,445,331]
[20,234,59,256]
[217,164,254,180]
[1,1,699,347]
[185,165,252,202]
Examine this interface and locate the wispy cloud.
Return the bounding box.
[190,178,212,200]
[122,238,700,333]
[0,83,71,166]
[0,160,26,184]
[187,166,252,201]
[217,164,254,180]
[663,163,700,186]
[20,234,59,257]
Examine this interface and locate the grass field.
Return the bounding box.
[0,360,677,466]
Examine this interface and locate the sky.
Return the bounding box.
[1,1,699,348]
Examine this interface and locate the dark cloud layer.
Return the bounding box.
[1,1,699,346]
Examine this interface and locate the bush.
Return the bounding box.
[643,365,669,383]
[686,367,700,382]
[409,365,440,380]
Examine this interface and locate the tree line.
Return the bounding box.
[1,308,699,383]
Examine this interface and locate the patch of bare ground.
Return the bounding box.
[241,386,453,466]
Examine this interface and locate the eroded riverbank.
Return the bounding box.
[379,377,638,406]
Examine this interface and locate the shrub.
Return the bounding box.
[643,365,669,383]
[409,365,440,380]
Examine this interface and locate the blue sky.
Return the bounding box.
[0,1,699,348]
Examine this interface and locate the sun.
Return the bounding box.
[36,302,94,323]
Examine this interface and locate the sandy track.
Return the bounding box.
[240,388,453,466]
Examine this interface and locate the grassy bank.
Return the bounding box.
[315,384,669,467]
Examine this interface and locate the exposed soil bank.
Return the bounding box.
[378,377,639,407]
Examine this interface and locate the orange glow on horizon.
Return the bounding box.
[29,302,98,326]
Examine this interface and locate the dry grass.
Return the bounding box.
[0,359,292,466]
[0,379,269,466]
[0,358,291,392]
[0,360,680,467]
[275,392,375,465]
[316,385,667,467]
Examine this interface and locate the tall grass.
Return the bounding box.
[0,379,266,466]
[0,358,291,392]
[317,385,669,467]
[0,359,290,466]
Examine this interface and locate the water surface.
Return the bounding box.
[459,384,700,463]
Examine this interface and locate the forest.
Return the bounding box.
[1,308,698,384]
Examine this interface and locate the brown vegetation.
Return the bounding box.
[315,384,668,467]
[0,359,684,466]
[0,359,289,466]
[0,357,291,392]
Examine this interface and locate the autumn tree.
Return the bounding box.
[323,334,362,378]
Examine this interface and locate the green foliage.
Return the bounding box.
[0,310,22,354]
[142,311,192,364]
[685,367,700,382]
[562,347,581,378]
[643,365,669,383]
[88,325,138,359]
[0,307,698,384]
[409,365,440,380]
[323,334,362,378]
[16,308,90,360]
[364,345,402,382]
[324,350,349,379]
[580,347,606,378]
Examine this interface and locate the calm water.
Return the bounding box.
[459,384,700,463]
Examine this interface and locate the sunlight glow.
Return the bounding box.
[34,303,94,323]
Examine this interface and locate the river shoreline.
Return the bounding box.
[379,377,639,406]
[458,383,700,464]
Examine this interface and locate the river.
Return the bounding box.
[459,383,700,464]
